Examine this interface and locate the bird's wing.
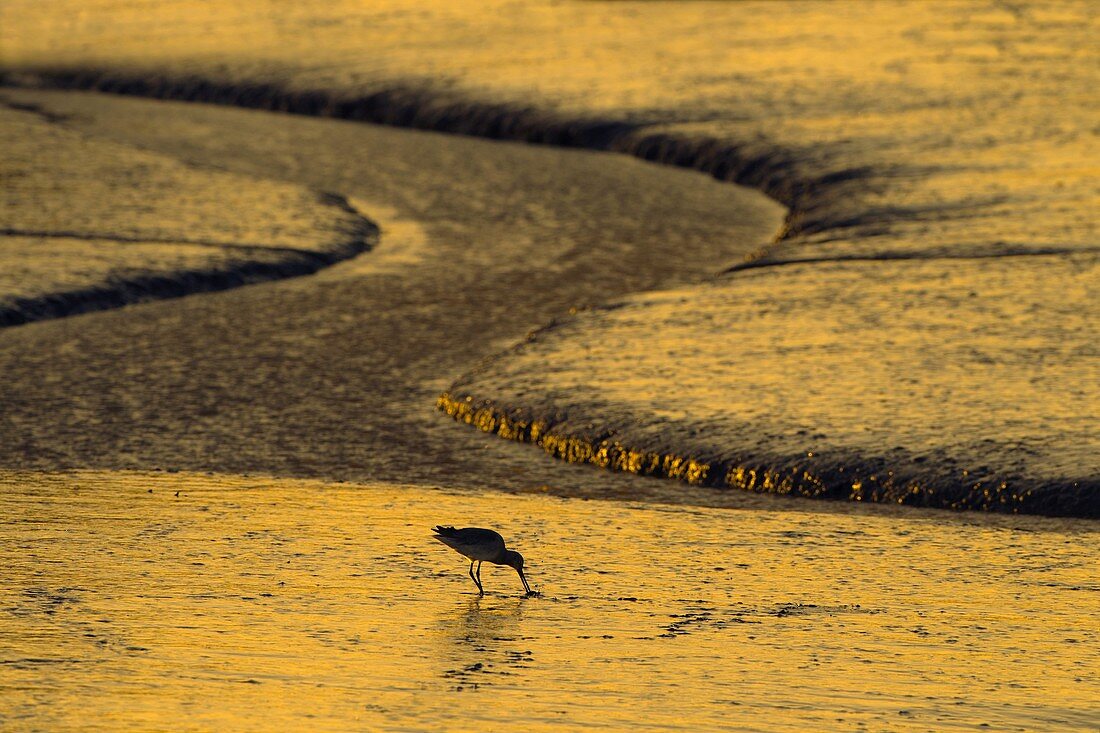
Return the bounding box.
[432,527,507,561]
[452,527,505,546]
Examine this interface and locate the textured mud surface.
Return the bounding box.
[1,1,1093,512]
[0,91,783,504]
[0,103,375,326]
[2,471,1097,731]
[443,254,1100,516]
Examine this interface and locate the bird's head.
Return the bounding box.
[502,549,524,572]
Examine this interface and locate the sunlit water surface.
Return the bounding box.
[3,471,1096,731]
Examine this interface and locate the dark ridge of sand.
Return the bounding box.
[3,57,1091,266]
[2,60,1093,278]
[436,393,1099,519]
[0,102,377,327]
[0,240,369,328]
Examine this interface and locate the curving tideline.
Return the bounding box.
[440,251,1099,516]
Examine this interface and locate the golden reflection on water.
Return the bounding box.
[3,471,1097,731]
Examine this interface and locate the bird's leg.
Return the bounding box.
[469,560,484,595]
[476,562,484,595]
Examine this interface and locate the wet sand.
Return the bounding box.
[3,470,1097,731]
[3,1,1094,254]
[0,90,784,502]
[1,1,1094,511]
[446,253,1099,515]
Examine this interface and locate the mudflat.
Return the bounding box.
[3,1,1093,511]
[0,90,783,500]
[0,2,1097,729]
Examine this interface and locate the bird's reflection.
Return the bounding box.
[437,596,533,689]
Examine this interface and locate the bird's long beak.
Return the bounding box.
[518,569,532,595]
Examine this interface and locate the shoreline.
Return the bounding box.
[437,391,1099,519]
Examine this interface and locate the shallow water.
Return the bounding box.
[2,471,1097,731]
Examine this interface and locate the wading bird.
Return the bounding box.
[432,525,534,596]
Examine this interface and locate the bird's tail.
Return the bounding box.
[432,525,457,536]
